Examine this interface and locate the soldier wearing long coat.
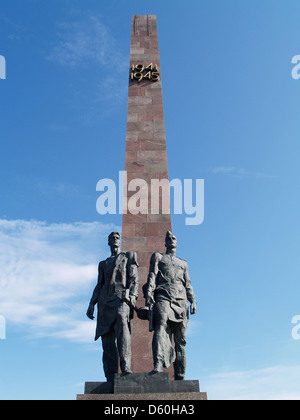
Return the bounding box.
[87,232,139,381]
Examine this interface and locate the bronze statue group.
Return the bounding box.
[86,231,197,382]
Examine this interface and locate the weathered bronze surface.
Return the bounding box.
[144,231,197,380]
[87,232,139,381]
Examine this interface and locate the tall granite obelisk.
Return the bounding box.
[77,16,208,399]
[121,15,173,375]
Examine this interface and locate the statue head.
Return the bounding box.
[165,231,177,250]
[108,231,121,248]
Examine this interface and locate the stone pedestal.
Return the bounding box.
[77,372,207,400]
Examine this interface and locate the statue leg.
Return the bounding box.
[152,303,175,372]
[115,304,132,374]
[173,322,187,380]
[101,329,118,382]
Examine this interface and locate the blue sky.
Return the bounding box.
[0,0,300,400]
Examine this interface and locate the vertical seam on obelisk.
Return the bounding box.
[123,15,173,377]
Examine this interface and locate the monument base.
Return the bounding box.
[76,372,207,400]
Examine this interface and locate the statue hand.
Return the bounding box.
[129,295,137,307]
[86,303,95,320]
[190,302,197,315]
[146,294,155,307]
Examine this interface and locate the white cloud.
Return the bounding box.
[46,14,128,73]
[204,365,300,400]
[47,15,126,68]
[210,166,277,179]
[46,14,128,116]
[0,219,119,343]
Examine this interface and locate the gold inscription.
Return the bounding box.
[130,63,160,83]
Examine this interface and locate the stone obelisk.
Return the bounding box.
[77,15,208,400]
[77,16,208,399]
[121,15,173,375]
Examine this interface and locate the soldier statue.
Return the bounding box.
[144,231,197,380]
[86,232,139,382]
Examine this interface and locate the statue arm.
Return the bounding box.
[145,253,160,306]
[184,263,197,314]
[86,262,104,319]
[126,251,139,305]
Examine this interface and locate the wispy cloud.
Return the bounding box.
[0,219,119,343]
[47,123,70,132]
[0,15,25,34]
[46,13,128,117]
[210,166,277,179]
[204,365,300,400]
[47,15,126,69]
[36,180,83,200]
